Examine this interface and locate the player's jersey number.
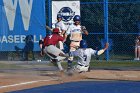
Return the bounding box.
[83,55,87,61]
[49,35,52,39]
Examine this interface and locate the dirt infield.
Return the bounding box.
[0,69,140,93]
[0,61,140,93]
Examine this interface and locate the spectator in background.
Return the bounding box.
[134,35,140,60]
[15,35,34,61]
[39,39,45,56]
[23,35,34,61]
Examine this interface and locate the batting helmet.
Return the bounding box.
[57,14,62,19]
[80,40,87,48]
[53,28,59,33]
[73,15,81,21]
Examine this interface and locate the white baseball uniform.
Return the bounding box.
[72,48,105,72]
[55,20,67,32]
[55,21,66,50]
[72,48,97,67]
[66,24,82,41]
[66,24,82,51]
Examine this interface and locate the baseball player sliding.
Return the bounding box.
[72,40,109,73]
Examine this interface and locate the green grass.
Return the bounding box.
[0,60,140,70]
[90,61,140,68]
[0,63,23,69]
[60,60,140,69]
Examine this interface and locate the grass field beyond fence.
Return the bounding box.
[0,61,140,70]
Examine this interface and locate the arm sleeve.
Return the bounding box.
[66,26,71,35]
[71,50,79,56]
[61,23,67,31]
[90,48,97,56]
[43,37,47,46]
[58,36,64,41]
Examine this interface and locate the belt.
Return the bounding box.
[78,64,89,67]
[46,44,53,47]
[71,40,80,42]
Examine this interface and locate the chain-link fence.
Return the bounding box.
[80,0,140,61]
[0,0,140,61]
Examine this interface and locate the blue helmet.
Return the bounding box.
[73,15,81,21]
[57,14,62,19]
[80,40,87,48]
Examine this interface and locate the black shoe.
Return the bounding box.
[88,66,91,72]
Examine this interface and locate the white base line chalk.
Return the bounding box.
[0,78,59,89]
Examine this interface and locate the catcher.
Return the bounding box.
[43,28,68,72]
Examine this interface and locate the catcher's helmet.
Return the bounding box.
[73,15,80,21]
[57,14,62,19]
[53,28,59,33]
[80,40,87,48]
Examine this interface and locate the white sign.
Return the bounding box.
[52,1,80,28]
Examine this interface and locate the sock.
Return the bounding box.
[67,60,72,69]
[57,62,63,71]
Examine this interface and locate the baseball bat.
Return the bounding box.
[46,25,53,32]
